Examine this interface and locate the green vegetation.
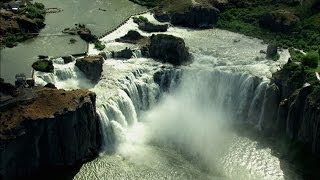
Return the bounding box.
[32,60,54,73]
[94,41,105,51]
[20,2,45,19]
[302,51,319,68]
[133,16,149,24]
[217,4,320,51]
[4,34,30,48]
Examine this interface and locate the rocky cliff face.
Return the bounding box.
[271,61,320,156]
[0,88,101,180]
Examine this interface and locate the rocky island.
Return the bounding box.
[0,0,46,48]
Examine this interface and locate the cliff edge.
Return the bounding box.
[0,87,101,180]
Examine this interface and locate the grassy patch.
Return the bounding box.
[94,41,105,51]
[20,2,46,19]
[32,60,54,73]
[302,50,319,68]
[217,4,320,51]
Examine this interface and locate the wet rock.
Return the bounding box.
[0,79,18,97]
[32,60,54,73]
[16,15,41,33]
[266,44,278,60]
[115,30,145,44]
[260,83,281,134]
[148,34,191,65]
[154,11,171,22]
[38,55,48,59]
[112,47,133,59]
[75,55,103,82]
[99,52,107,60]
[62,55,74,64]
[138,22,168,32]
[170,5,220,28]
[44,83,57,89]
[77,28,98,43]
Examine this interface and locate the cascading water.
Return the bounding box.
[34,13,302,180]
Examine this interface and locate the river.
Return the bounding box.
[0,0,145,83]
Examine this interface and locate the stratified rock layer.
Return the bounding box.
[0,88,101,180]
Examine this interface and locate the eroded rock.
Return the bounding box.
[148,34,191,65]
[75,55,104,82]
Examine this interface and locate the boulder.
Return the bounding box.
[0,79,18,97]
[44,83,57,89]
[266,44,278,59]
[170,5,220,28]
[75,55,104,82]
[154,11,171,22]
[62,55,74,64]
[259,10,299,33]
[138,22,168,32]
[77,28,98,43]
[112,47,134,59]
[32,60,54,73]
[148,34,191,65]
[115,30,145,44]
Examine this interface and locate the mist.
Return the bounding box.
[140,70,239,172]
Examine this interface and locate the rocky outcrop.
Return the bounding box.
[170,5,220,28]
[32,60,54,73]
[147,34,191,65]
[115,30,146,44]
[282,84,320,155]
[0,88,101,180]
[75,55,104,82]
[63,24,98,43]
[153,5,219,28]
[77,27,98,43]
[112,47,134,59]
[0,2,46,47]
[62,55,74,64]
[153,11,171,22]
[272,60,320,156]
[0,78,18,97]
[132,16,168,32]
[259,10,300,33]
[266,44,279,60]
[138,22,168,32]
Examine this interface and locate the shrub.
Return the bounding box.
[94,41,105,51]
[32,60,54,73]
[302,51,319,68]
[20,3,45,19]
[133,16,149,24]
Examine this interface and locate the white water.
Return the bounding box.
[34,13,301,180]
